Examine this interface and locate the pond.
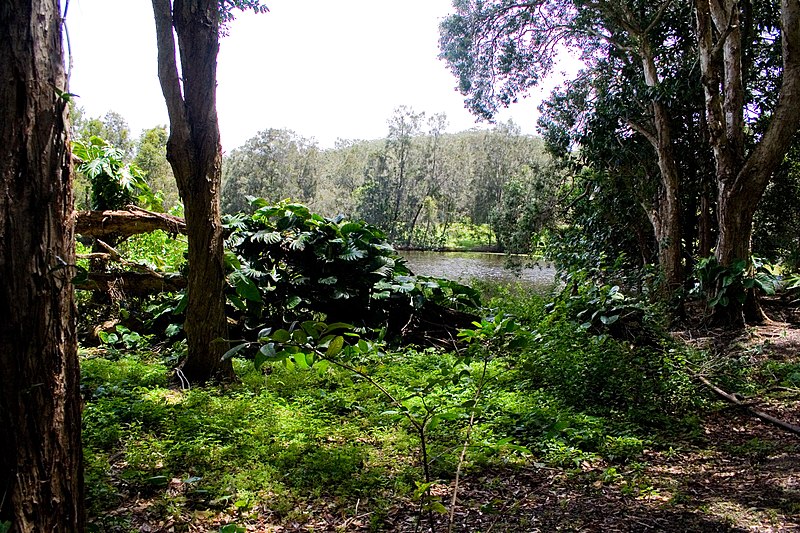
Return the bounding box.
[400,251,557,288]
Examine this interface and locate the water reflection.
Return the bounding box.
[400,251,556,287]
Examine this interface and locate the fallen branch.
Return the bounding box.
[695,374,800,436]
[75,205,186,238]
[75,271,187,296]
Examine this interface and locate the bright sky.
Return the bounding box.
[66,0,579,152]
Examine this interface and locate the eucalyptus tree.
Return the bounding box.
[315,138,377,217]
[222,128,320,214]
[0,0,84,529]
[440,0,689,291]
[357,107,425,242]
[151,0,267,383]
[441,0,800,318]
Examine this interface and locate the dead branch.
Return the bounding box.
[695,374,800,437]
[75,206,186,238]
[75,271,187,297]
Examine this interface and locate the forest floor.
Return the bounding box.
[88,303,800,533]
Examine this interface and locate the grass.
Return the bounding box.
[81,284,714,531]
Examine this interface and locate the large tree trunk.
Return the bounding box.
[696,0,800,325]
[152,0,233,383]
[0,1,85,530]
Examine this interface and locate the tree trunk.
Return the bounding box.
[640,42,684,294]
[0,1,85,530]
[152,0,233,383]
[696,0,800,325]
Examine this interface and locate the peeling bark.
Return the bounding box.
[696,0,800,324]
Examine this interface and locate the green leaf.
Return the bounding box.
[145,475,169,486]
[173,292,189,314]
[315,359,329,376]
[232,273,262,303]
[222,343,249,361]
[600,314,619,325]
[413,480,437,500]
[339,247,367,261]
[426,500,448,514]
[228,293,246,311]
[252,230,282,244]
[271,329,290,343]
[293,353,310,370]
[287,295,302,309]
[292,329,308,344]
[325,335,344,357]
[324,322,353,334]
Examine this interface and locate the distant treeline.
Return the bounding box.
[221,107,561,250]
[71,107,561,252]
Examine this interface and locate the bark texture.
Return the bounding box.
[152,0,232,382]
[75,206,187,238]
[696,0,800,323]
[0,1,85,530]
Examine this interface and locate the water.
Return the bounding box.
[400,251,556,287]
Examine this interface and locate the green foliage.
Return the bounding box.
[116,230,188,273]
[97,324,151,352]
[221,119,555,251]
[479,279,699,426]
[73,136,162,211]
[489,162,561,255]
[134,126,180,210]
[222,129,319,214]
[691,256,777,310]
[223,199,480,332]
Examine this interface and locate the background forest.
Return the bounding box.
[72,99,800,280]
[72,107,557,254]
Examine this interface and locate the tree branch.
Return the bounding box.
[75,206,186,238]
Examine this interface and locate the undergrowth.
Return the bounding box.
[81,279,706,531]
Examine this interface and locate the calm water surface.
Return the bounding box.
[400,251,556,287]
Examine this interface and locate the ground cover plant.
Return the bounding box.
[76,202,800,532]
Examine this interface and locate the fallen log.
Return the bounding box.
[75,271,187,297]
[75,205,186,238]
[695,374,800,437]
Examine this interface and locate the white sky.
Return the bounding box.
[66,0,579,152]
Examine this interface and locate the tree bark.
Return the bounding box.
[152,0,232,383]
[75,206,186,238]
[639,39,684,294]
[696,0,800,325]
[0,1,85,530]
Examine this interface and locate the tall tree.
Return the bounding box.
[222,128,320,214]
[695,0,800,320]
[0,0,84,530]
[151,0,267,382]
[439,0,688,291]
[151,0,229,383]
[135,125,181,210]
